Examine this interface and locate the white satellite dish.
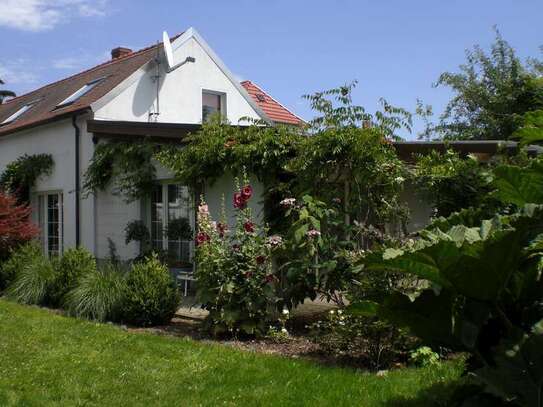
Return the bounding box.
[162,30,195,73]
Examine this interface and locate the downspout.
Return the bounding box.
[72,115,81,247]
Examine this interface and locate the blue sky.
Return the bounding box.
[1,0,541,139]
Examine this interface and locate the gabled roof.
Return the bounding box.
[241,81,304,125]
[0,29,303,137]
[0,40,169,137]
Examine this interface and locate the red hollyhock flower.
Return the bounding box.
[264,274,275,284]
[216,222,228,237]
[195,232,210,246]
[233,192,246,209]
[256,255,266,265]
[241,185,253,201]
[243,221,255,233]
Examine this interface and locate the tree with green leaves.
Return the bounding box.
[0,78,16,104]
[427,29,543,140]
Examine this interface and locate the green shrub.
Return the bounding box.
[51,247,97,306]
[1,243,42,293]
[310,309,411,370]
[65,263,126,322]
[6,244,56,305]
[122,254,179,327]
[409,346,440,367]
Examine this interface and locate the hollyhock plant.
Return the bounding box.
[194,176,282,336]
[243,221,255,233]
[241,185,253,200]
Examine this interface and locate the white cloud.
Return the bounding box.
[0,0,109,32]
[0,60,39,86]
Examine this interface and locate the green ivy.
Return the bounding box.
[83,140,159,202]
[0,153,54,202]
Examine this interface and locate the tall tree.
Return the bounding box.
[0,78,16,104]
[432,29,543,140]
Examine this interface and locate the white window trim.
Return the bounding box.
[1,101,38,125]
[35,191,64,257]
[146,181,195,269]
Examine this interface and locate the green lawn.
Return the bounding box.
[0,299,465,406]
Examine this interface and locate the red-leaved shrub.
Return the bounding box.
[0,192,38,260]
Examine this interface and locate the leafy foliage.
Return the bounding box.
[0,154,53,202]
[166,217,193,241]
[83,140,157,202]
[122,254,180,327]
[310,309,411,370]
[124,220,150,255]
[0,192,38,265]
[0,242,41,292]
[355,202,543,404]
[6,244,57,305]
[409,346,440,368]
[413,150,498,217]
[432,29,543,140]
[514,109,543,146]
[195,179,281,336]
[65,263,126,322]
[51,247,97,306]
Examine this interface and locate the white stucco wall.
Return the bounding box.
[93,35,261,125]
[0,115,96,254]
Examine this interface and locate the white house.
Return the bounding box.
[0,28,303,264]
[0,27,526,267]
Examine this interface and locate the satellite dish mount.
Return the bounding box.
[162,31,195,73]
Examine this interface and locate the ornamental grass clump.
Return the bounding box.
[64,263,126,322]
[51,247,97,306]
[6,243,57,305]
[195,178,282,336]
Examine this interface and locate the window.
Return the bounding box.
[202,91,225,122]
[56,77,104,108]
[1,103,35,125]
[37,192,63,257]
[149,183,193,268]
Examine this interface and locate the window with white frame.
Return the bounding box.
[149,183,193,268]
[202,91,225,122]
[36,192,63,257]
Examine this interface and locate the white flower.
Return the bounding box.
[281,328,288,334]
[307,229,321,238]
[282,308,290,315]
[280,198,296,207]
[267,235,283,247]
[394,176,405,183]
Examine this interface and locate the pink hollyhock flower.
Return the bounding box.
[256,255,266,265]
[195,231,210,246]
[241,185,253,201]
[243,221,255,233]
[198,204,209,217]
[233,192,246,209]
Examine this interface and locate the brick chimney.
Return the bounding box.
[111,47,132,60]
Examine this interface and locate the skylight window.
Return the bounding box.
[56,77,104,108]
[1,103,35,125]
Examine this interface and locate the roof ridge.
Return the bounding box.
[243,80,304,123]
[3,32,183,105]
